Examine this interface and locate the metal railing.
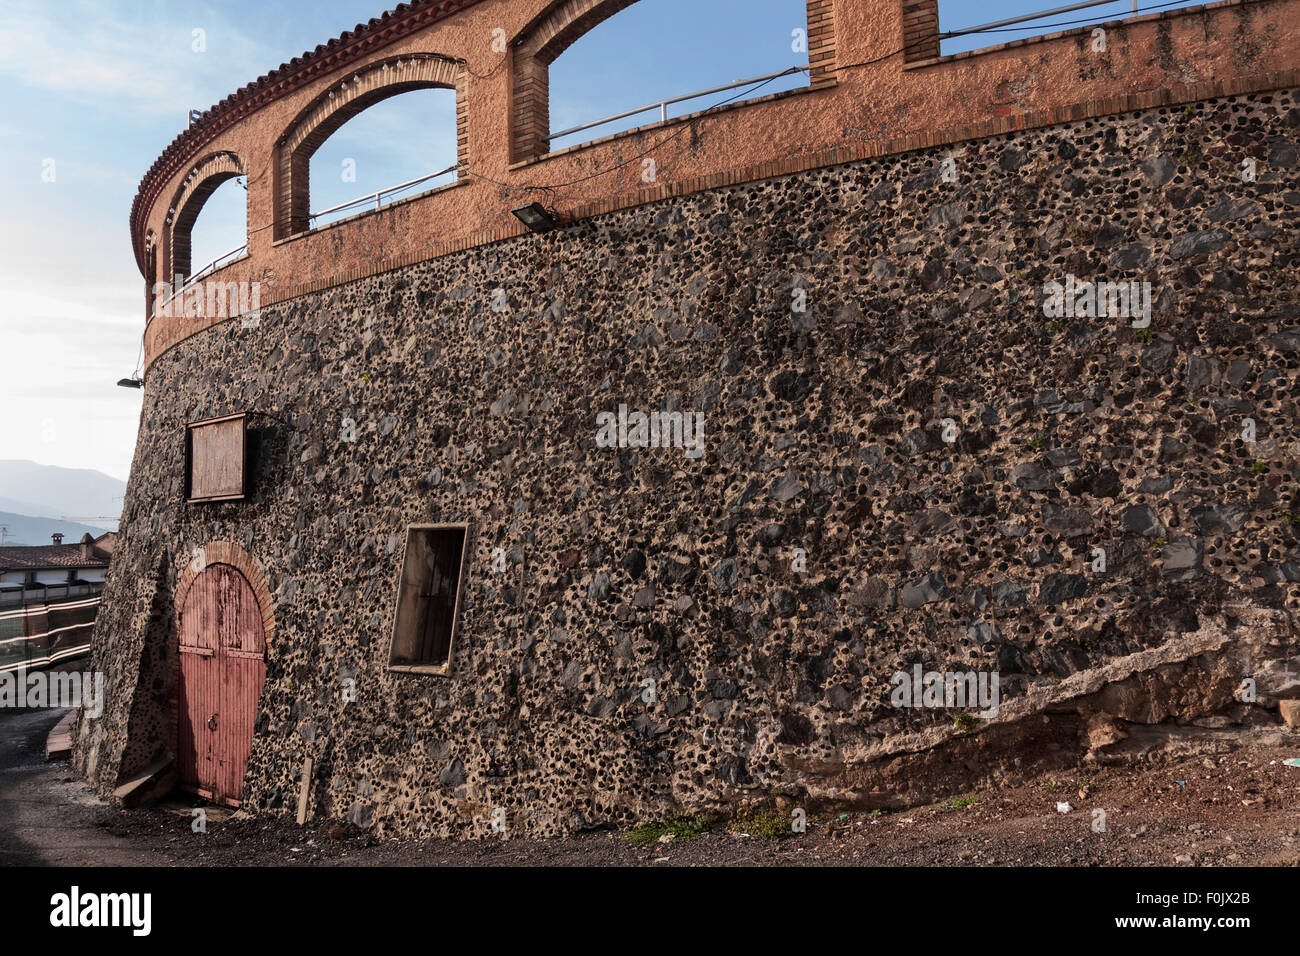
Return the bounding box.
[309,166,459,224]
[0,582,105,608]
[187,242,248,285]
[0,590,101,674]
[150,166,460,318]
[550,65,810,145]
[151,242,249,318]
[940,0,1141,41]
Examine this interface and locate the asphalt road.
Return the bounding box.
[0,705,168,867]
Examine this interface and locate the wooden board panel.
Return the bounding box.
[188,415,246,502]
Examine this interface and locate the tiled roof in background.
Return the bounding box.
[0,541,114,572]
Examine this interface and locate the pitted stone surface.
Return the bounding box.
[79,88,1300,838]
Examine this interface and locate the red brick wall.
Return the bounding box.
[273,53,467,239]
[902,0,939,63]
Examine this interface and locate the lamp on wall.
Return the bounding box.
[117,377,143,389]
[511,202,561,233]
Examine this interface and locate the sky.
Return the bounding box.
[0,0,1202,485]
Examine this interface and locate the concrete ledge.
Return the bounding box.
[112,757,176,809]
[44,710,76,761]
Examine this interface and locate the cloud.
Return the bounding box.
[0,0,275,117]
[0,281,142,483]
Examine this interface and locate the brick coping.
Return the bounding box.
[142,67,1300,376]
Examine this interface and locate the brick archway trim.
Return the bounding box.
[129,0,487,275]
[165,151,247,282]
[175,541,276,644]
[274,52,467,239]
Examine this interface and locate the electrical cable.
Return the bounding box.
[945,0,1200,37]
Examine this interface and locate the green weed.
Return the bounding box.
[625,813,712,847]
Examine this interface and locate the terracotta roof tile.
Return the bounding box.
[0,544,112,572]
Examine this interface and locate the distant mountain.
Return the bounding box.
[0,461,126,530]
[0,512,110,547]
[0,495,56,516]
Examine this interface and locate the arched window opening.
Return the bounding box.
[308,87,459,231]
[143,230,157,315]
[158,152,247,316]
[937,0,1208,57]
[186,176,248,283]
[273,54,466,240]
[515,0,830,161]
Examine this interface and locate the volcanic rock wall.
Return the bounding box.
[80,86,1300,836]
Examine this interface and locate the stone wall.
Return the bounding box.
[80,86,1300,836]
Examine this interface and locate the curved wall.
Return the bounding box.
[81,85,1300,835]
[133,0,1300,372]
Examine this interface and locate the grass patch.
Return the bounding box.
[625,813,711,847]
[729,806,793,839]
[944,795,979,810]
[953,712,979,735]
[1272,506,1300,527]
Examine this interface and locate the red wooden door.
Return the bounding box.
[177,564,266,806]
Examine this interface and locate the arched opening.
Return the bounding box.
[274,54,466,239]
[187,177,248,280]
[162,151,247,293]
[308,87,459,231]
[143,230,157,315]
[512,0,833,161]
[171,540,276,805]
[176,563,266,807]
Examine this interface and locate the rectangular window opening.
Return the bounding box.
[544,0,814,154]
[938,1,1211,58]
[389,524,468,673]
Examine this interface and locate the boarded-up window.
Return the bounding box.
[389,525,468,673]
[186,414,248,502]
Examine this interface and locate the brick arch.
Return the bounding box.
[175,541,276,646]
[273,53,467,239]
[510,0,838,162]
[144,229,158,315]
[164,151,246,282]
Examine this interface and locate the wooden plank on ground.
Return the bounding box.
[296,757,313,825]
[45,710,77,761]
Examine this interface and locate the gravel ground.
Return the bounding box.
[6,705,1295,866]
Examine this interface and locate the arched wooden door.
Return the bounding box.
[177,563,266,806]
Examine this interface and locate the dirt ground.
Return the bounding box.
[7,705,1296,866]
